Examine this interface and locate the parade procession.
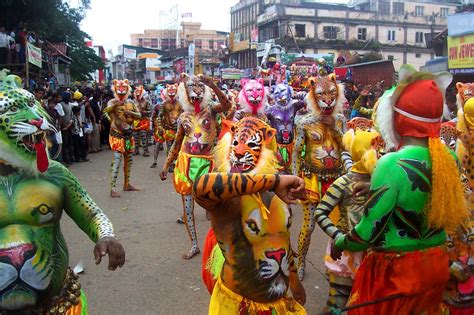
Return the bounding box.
[1,0,474,314]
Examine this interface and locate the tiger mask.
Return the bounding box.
[0,75,56,173]
[112,79,131,102]
[133,84,145,101]
[238,79,267,116]
[456,82,474,110]
[215,117,278,174]
[177,73,211,114]
[305,73,344,116]
[161,83,178,103]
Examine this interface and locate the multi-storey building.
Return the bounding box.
[230,0,262,69]
[131,22,228,52]
[249,0,462,70]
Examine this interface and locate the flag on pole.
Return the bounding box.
[181,12,192,18]
[27,42,42,68]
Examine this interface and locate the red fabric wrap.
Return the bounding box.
[348,247,449,315]
[394,79,444,139]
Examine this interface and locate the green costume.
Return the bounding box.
[336,146,447,252]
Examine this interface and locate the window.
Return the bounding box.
[440,8,449,18]
[415,6,424,16]
[388,55,394,60]
[195,39,202,49]
[387,30,396,41]
[295,24,306,38]
[393,2,405,15]
[150,38,158,48]
[415,53,421,58]
[138,38,143,46]
[379,1,390,15]
[358,28,367,40]
[209,40,214,50]
[415,32,424,44]
[323,26,339,40]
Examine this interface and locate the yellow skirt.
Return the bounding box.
[173,151,214,195]
[209,277,306,315]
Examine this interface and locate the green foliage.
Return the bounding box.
[0,0,103,81]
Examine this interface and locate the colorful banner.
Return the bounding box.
[448,34,474,70]
[123,47,137,60]
[27,42,42,68]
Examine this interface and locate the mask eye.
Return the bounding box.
[246,220,260,235]
[9,106,18,113]
[233,139,239,146]
[247,142,259,149]
[446,241,455,249]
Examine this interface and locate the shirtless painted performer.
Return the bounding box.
[292,73,347,280]
[104,79,141,198]
[266,81,305,173]
[132,84,152,157]
[336,65,468,315]
[150,83,181,169]
[0,73,125,314]
[160,74,231,259]
[194,116,307,314]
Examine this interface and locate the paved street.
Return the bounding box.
[62,148,330,314]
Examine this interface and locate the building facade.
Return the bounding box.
[237,0,462,70]
[131,22,228,53]
[230,0,261,69]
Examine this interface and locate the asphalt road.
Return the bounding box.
[61,147,330,314]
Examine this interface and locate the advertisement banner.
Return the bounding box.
[123,47,137,60]
[146,58,162,71]
[448,13,474,37]
[448,34,474,70]
[27,42,42,68]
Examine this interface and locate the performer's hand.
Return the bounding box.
[273,175,306,204]
[320,115,335,127]
[94,237,125,271]
[330,239,343,261]
[160,168,168,181]
[290,273,306,305]
[198,74,214,87]
[353,181,370,197]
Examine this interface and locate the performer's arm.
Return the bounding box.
[291,122,304,176]
[335,155,399,252]
[126,102,142,120]
[288,246,306,305]
[314,177,346,239]
[162,122,185,169]
[193,173,280,210]
[199,75,232,113]
[61,165,115,242]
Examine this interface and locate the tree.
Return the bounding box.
[0,0,103,81]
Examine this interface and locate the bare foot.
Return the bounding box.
[182,246,200,260]
[143,151,150,157]
[110,190,121,198]
[124,184,140,191]
[176,216,185,224]
[206,211,211,220]
[150,162,157,168]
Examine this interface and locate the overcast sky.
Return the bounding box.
[79,0,348,55]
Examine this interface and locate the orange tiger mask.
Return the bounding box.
[112,79,131,102]
[306,73,344,116]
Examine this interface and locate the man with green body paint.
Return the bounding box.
[0,72,125,313]
[332,65,469,314]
